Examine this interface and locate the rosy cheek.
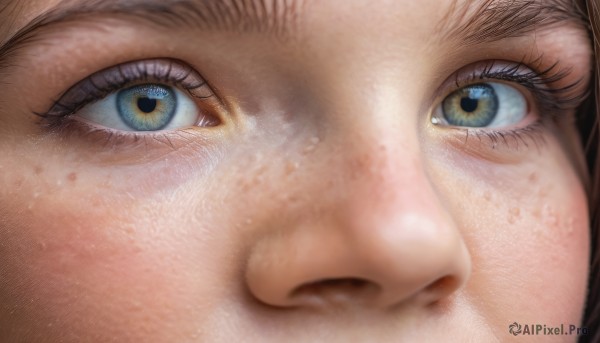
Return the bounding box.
[449,160,589,329]
[0,175,200,340]
[521,170,589,316]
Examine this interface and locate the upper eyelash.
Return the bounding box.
[451,57,588,118]
[35,59,214,124]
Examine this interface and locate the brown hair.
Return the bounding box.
[580,0,600,341]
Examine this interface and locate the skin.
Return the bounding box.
[0,0,593,341]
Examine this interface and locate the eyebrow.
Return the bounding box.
[0,0,590,72]
[438,0,589,45]
[0,0,302,70]
[1,0,303,35]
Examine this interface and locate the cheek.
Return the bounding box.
[0,143,285,340]
[0,170,221,340]
[435,143,589,328]
[490,176,588,316]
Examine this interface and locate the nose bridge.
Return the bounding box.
[323,76,430,218]
[338,128,425,217]
[334,127,467,295]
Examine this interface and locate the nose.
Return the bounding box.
[245,133,471,310]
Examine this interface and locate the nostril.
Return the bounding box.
[294,278,370,292]
[290,278,381,305]
[422,276,459,305]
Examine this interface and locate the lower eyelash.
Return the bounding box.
[463,119,547,151]
[47,118,203,153]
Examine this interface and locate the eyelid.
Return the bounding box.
[434,61,538,102]
[38,59,217,121]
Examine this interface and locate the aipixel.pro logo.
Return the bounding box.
[508,322,588,336]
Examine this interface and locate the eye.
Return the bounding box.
[76,83,199,132]
[41,59,220,133]
[433,82,528,128]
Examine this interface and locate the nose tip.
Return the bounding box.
[245,215,471,310]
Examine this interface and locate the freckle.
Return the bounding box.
[256,165,267,173]
[564,216,575,235]
[483,191,491,201]
[528,172,538,183]
[285,161,299,175]
[303,145,317,154]
[241,181,251,191]
[282,194,299,203]
[509,207,520,217]
[34,166,43,175]
[67,172,77,182]
[123,226,135,236]
[542,204,559,227]
[303,137,320,154]
[508,216,516,224]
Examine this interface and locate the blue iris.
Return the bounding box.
[117,84,177,131]
[442,83,498,127]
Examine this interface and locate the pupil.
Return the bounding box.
[460,97,478,113]
[137,97,157,113]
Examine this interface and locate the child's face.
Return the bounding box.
[0,0,593,341]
